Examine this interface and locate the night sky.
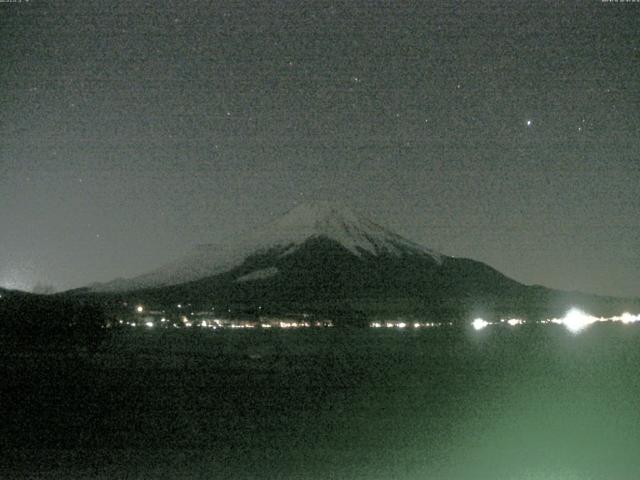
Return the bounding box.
[1,1,639,297]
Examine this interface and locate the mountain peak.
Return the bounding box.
[257,201,441,260]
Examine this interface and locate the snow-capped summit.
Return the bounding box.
[90,201,443,292]
[252,201,442,259]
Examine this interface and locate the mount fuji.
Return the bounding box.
[83,202,638,322]
[90,201,443,293]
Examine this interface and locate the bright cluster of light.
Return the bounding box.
[560,308,597,333]
[278,321,312,328]
[122,316,335,330]
[469,309,640,334]
[506,318,524,327]
[122,305,640,334]
[370,321,444,329]
[555,310,640,332]
[472,318,489,331]
[614,312,640,324]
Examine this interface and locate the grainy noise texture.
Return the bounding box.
[0,1,639,296]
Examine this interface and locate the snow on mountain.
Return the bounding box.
[90,201,443,292]
[256,201,442,259]
[236,267,280,283]
[89,243,246,292]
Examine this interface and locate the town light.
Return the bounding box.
[619,312,640,324]
[562,308,595,333]
[472,318,489,331]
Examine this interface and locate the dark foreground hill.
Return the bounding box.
[0,289,107,347]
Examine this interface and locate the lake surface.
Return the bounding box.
[4,324,640,479]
